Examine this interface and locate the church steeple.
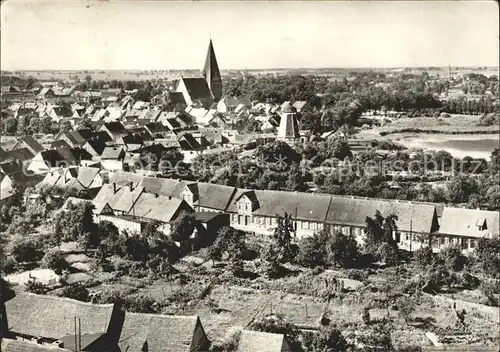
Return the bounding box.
[202,39,223,101]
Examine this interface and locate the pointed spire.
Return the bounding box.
[202,39,222,101]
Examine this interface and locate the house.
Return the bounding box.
[53,131,86,148]
[292,100,308,112]
[27,147,92,174]
[101,146,126,171]
[238,330,291,352]
[37,87,56,99]
[1,339,70,352]
[437,207,500,252]
[99,122,128,142]
[1,292,124,351]
[118,313,209,352]
[92,183,193,234]
[82,135,109,157]
[144,122,171,139]
[0,160,37,193]
[0,147,35,166]
[12,136,44,155]
[216,96,239,113]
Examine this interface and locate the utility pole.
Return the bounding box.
[409,219,413,253]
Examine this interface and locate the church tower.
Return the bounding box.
[202,40,223,101]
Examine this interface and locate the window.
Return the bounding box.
[245,203,249,211]
[470,239,476,248]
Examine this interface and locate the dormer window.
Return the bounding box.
[476,218,486,231]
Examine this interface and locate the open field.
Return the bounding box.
[355,115,499,159]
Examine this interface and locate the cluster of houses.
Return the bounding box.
[0,291,292,352]
[55,171,498,254]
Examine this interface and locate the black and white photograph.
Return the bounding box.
[0,1,499,351]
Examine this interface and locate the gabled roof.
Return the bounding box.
[178,133,202,150]
[238,330,290,352]
[0,147,35,163]
[128,193,188,223]
[118,313,206,352]
[4,292,115,340]
[13,136,44,154]
[76,166,101,188]
[1,339,70,352]
[101,146,125,160]
[179,78,212,100]
[84,136,108,156]
[439,207,500,239]
[196,183,237,211]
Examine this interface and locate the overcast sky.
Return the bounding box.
[1,1,499,70]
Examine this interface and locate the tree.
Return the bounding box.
[148,231,181,264]
[249,314,302,351]
[212,226,246,262]
[261,243,281,278]
[440,245,466,272]
[2,117,18,135]
[327,231,359,268]
[303,326,349,352]
[474,238,500,276]
[98,220,120,253]
[170,212,196,243]
[413,246,434,268]
[11,237,43,263]
[272,213,295,263]
[41,250,69,274]
[397,296,416,324]
[84,75,92,85]
[377,242,399,266]
[59,284,90,302]
[59,120,72,132]
[296,231,328,268]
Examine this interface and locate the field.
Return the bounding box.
[355,115,499,159]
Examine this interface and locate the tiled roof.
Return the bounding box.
[1,339,69,352]
[196,183,237,211]
[118,313,206,352]
[101,146,125,160]
[0,148,35,163]
[128,193,188,222]
[4,292,115,340]
[179,78,212,100]
[238,330,289,352]
[13,136,44,154]
[76,167,101,188]
[439,207,500,239]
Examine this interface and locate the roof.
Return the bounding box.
[281,101,297,113]
[13,136,44,154]
[196,183,237,211]
[326,197,437,233]
[76,167,101,188]
[83,136,108,156]
[118,313,205,352]
[1,339,70,352]
[238,330,289,352]
[101,146,125,160]
[179,78,212,100]
[194,211,222,223]
[128,193,187,222]
[439,207,500,239]
[4,292,115,340]
[0,148,35,163]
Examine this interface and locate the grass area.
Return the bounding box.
[359,115,499,138]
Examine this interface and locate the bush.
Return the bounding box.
[377,243,399,266]
[440,245,466,272]
[41,250,69,274]
[413,246,434,268]
[296,234,327,268]
[59,284,90,302]
[11,237,43,263]
[25,279,48,294]
[302,327,349,352]
[480,280,499,307]
[3,256,17,274]
[328,232,359,268]
[362,307,371,325]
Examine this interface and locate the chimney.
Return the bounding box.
[113,183,117,193]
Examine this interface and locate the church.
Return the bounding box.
[175,40,223,109]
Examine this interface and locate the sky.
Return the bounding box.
[1,1,499,70]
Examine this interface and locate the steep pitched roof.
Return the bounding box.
[180,78,212,100]
[128,193,188,222]
[238,330,290,352]
[13,136,44,154]
[202,40,222,93]
[118,313,206,352]
[196,183,237,211]
[0,148,35,163]
[4,292,115,340]
[101,146,125,160]
[1,339,70,352]
[439,207,500,239]
[76,167,101,188]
